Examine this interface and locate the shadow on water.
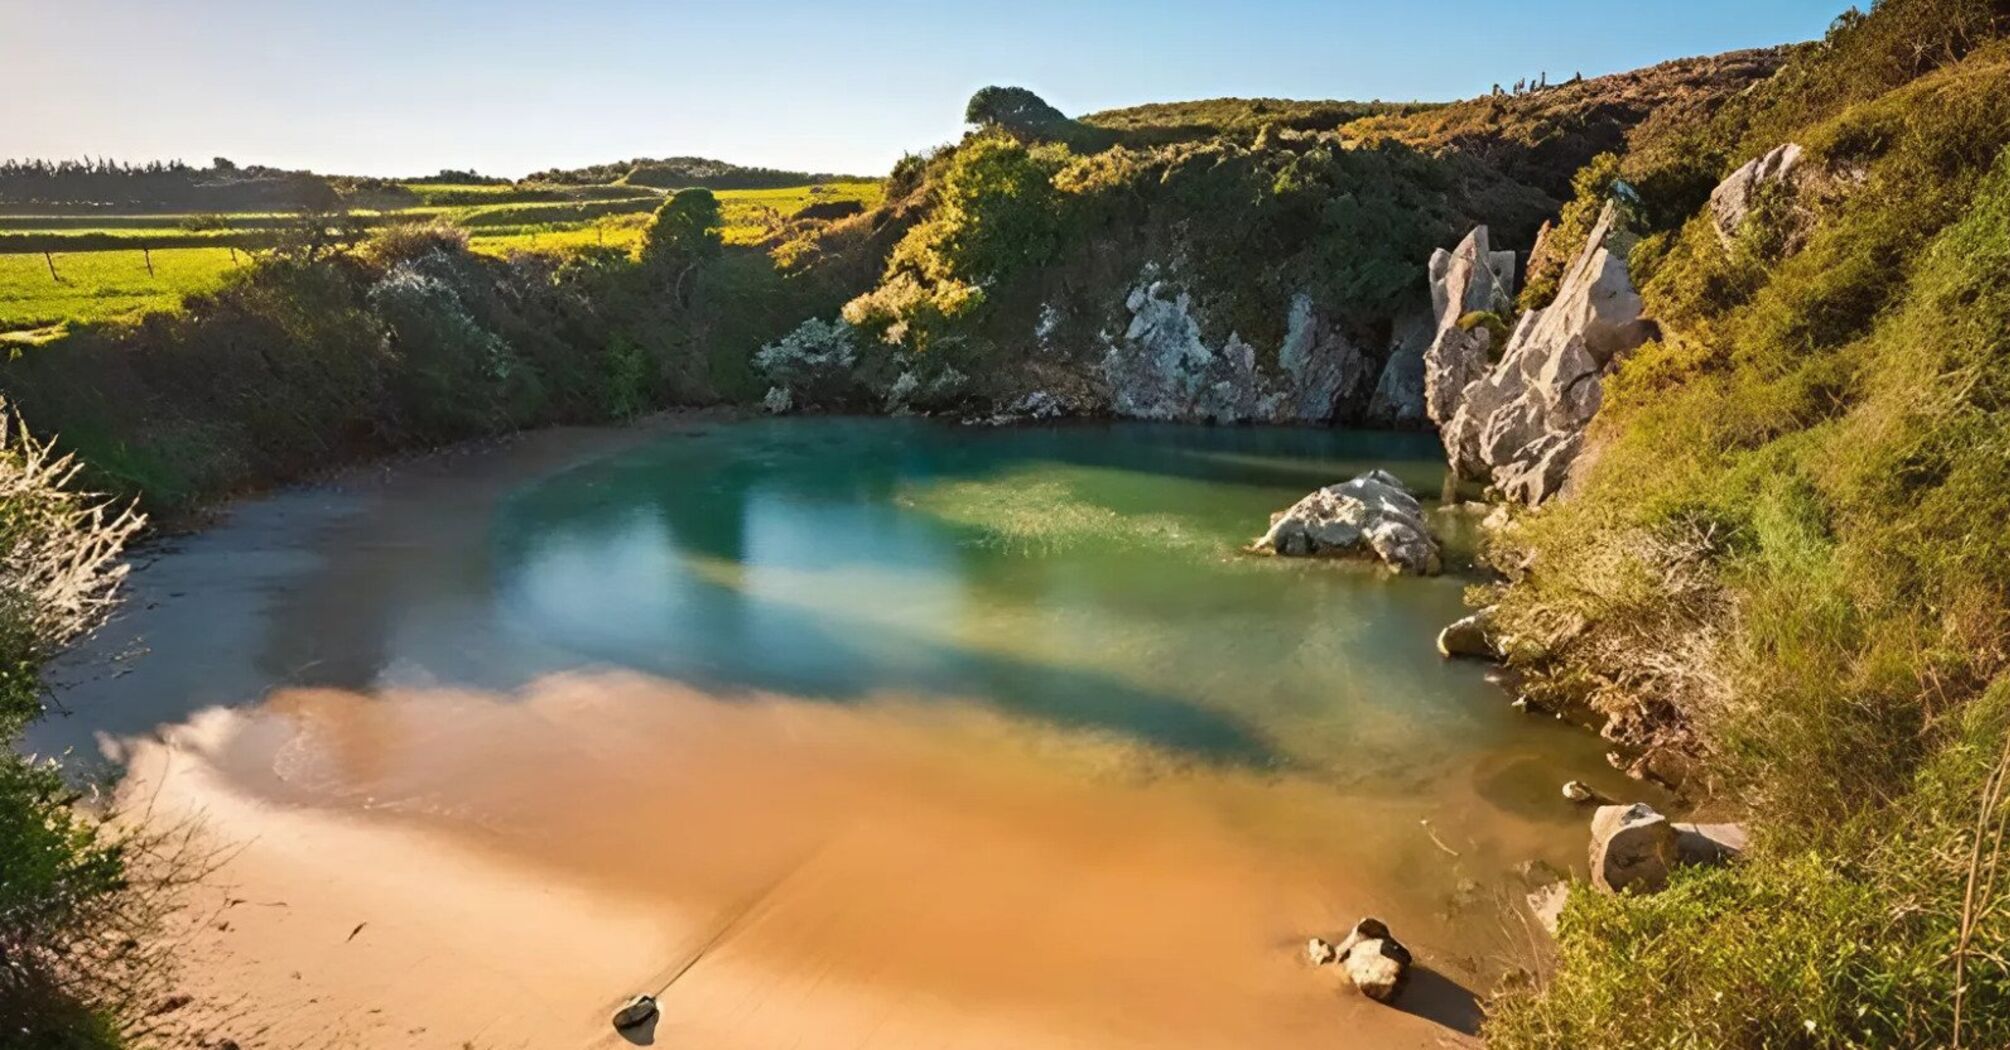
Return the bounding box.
[455,417,1491,772]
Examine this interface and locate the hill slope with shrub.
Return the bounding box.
[776,54,1782,426]
[1478,0,2010,1043]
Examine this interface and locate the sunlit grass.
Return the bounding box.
[0,247,243,330]
[2,181,886,323]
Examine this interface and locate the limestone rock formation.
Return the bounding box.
[1334,918,1412,1004]
[1422,226,1517,428]
[1253,469,1442,575]
[1101,277,1366,424]
[1440,201,1655,504]
[1709,143,1804,247]
[1365,310,1436,425]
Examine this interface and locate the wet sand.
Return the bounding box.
[128,674,1487,1050]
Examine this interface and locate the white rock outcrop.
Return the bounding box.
[1253,469,1442,575]
[1101,275,1366,424]
[1422,226,1517,428]
[1709,143,1804,247]
[1440,201,1655,504]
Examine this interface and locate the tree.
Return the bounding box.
[642,188,723,306]
[965,86,1070,134]
[963,86,1113,150]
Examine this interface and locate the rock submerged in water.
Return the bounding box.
[1253,470,1442,575]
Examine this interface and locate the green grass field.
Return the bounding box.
[0,180,884,334]
[0,247,244,333]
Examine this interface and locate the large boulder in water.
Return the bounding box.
[1440,201,1655,504]
[1253,470,1441,575]
[1437,607,1498,659]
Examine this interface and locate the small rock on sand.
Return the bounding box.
[611,993,657,1030]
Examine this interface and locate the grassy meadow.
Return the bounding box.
[0,247,245,333]
[0,178,882,335]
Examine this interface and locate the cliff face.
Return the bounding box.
[830,52,1786,427]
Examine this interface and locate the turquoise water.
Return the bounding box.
[488,417,1595,797]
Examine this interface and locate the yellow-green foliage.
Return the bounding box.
[0,248,243,331]
[844,124,1553,370]
[1485,8,2010,1043]
[844,136,1066,348]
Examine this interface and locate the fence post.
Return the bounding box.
[43,251,59,283]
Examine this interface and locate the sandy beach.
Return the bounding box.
[126,675,1488,1049]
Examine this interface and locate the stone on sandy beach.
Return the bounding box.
[1333,917,1412,1004]
[611,993,657,1030]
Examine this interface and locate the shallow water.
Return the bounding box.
[37,416,1644,1047]
[490,418,1546,784]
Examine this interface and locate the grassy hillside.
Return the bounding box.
[1481,0,2010,1044]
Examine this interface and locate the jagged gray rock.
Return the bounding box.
[1440,201,1655,503]
[1101,275,1366,424]
[1422,227,1517,428]
[1709,143,1804,247]
[611,994,658,1030]
[1365,309,1435,425]
[1253,469,1442,575]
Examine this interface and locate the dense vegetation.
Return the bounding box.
[812,62,1767,417]
[0,197,883,512]
[1482,0,2010,1044]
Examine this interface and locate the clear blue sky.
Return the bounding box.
[7,0,1845,179]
